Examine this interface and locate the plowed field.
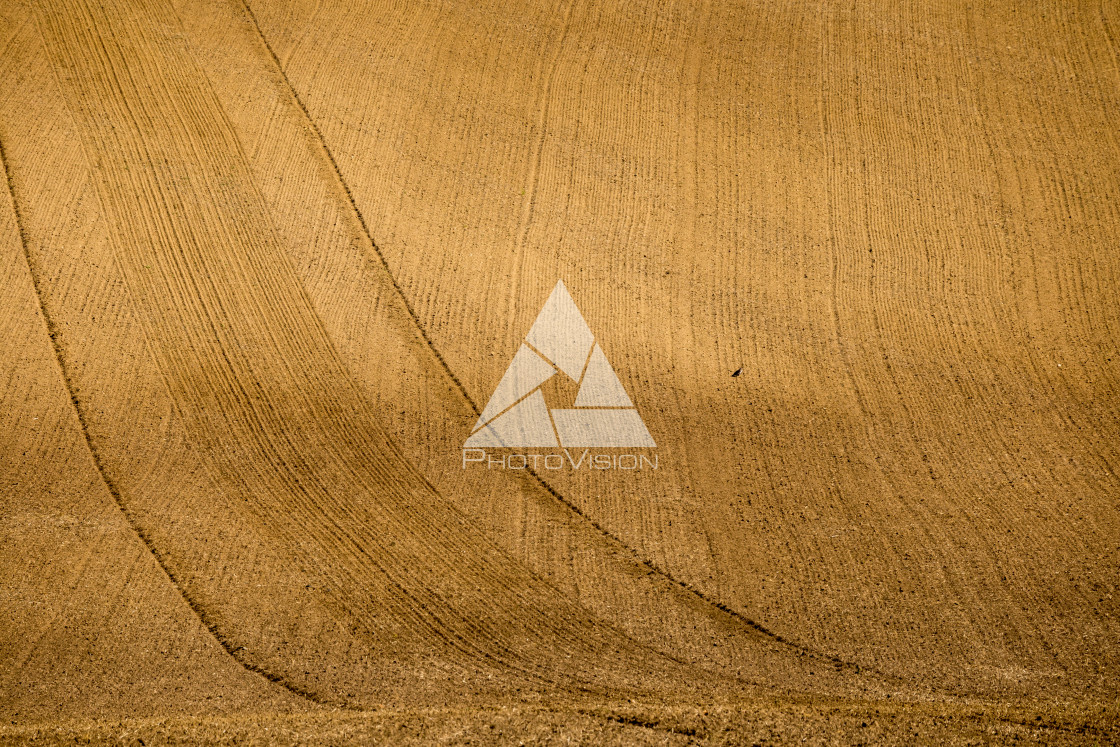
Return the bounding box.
[1,0,1117,743]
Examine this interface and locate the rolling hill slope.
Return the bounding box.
[1,0,1117,741]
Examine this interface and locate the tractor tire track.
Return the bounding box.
[237,0,894,686]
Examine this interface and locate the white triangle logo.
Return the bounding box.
[465,281,655,448]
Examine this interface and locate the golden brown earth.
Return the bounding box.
[1,0,1117,743]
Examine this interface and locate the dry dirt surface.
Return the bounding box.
[1,0,1118,743]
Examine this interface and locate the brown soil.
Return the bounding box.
[1,0,1117,742]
